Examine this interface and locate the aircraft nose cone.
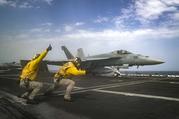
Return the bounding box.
[147,58,165,65]
[154,60,165,64]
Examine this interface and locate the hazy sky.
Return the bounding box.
[0,0,179,71]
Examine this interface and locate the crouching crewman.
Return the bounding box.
[53,57,86,102]
[19,44,52,104]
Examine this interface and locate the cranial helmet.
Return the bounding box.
[73,57,81,67]
[74,57,81,62]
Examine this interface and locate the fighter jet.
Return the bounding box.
[61,46,164,76]
[20,46,164,76]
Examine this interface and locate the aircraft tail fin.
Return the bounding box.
[61,46,75,59]
[77,48,86,60]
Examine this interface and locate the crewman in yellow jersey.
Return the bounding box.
[53,57,86,101]
[19,44,52,104]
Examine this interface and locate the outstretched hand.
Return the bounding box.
[47,44,52,51]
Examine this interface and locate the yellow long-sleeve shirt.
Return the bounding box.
[20,50,48,80]
[54,62,86,79]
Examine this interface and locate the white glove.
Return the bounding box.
[53,78,59,83]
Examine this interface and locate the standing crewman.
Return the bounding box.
[53,57,86,101]
[19,44,52,104]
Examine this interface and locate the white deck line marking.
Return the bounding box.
[38,81,127,96]
[94,80,150,90]
[1,78,179,103]
[150,81,179,85]
[51,83,123,95]
[93,89,179,102]
[55,80,179,102]
[54,80,148,95]
[55,80,150,96]
[53,82,123,94]
[151,81,179,84]
[2,76,179,102]
[170,82,179,84]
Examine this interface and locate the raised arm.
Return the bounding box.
[34,44,52,64]
[66,64,86,76]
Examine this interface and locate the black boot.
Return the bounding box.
[64,98,73,102]
[43,90,53,96]
[26,99,38,104]
[17,94,28,99]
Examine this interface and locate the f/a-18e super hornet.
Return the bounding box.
[61,46,164,76]
[20,46,164,76]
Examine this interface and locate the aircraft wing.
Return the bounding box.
[20,56,121,72]
[45,60,68,65]
[83,56,122,61]
[79,56,122,69]
[46,57,121,70]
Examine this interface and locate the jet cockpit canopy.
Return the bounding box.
[112,50,132,55]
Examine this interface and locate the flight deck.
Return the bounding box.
[0,71,179,119]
